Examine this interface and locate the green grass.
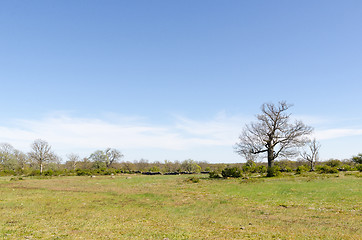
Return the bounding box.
[0,173,361,239]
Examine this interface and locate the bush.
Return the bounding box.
[295,165,310,174]
[10,177,23,181]
[267,166,280,177]
[325,159,342,168]
[356,164,362,172]
[43,169,54,176]
[28,170,41,176]
[15,167,32,176]
[222,167,242,178]
[0,170,16,176]
[256,165,267,173]
[209,171,222,178]
[281,167,293,172]
[275,160,295,172]
[242,160,256,173]
[242,165,252,173]
[338,164,354,171]
[149,166,160,172]
[316,165,339,174]
[76,169,92,176]
[186,176,200,183]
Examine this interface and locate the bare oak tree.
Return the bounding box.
[66,153,80,170]
[14,149,28,170]
[28,139,55,174]
[235,101,313,171]
[300,138,321,171]
[104,148,123,168]
[0,143,17,171]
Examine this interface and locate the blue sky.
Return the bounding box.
[1,1,362,163]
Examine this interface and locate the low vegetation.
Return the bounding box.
[0,172,361,239]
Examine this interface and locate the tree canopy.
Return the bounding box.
[235,101,313,171]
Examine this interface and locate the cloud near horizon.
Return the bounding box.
[1,113,361,161]
[314,128,362,140]
[0,113,244,153]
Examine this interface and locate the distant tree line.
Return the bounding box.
[0,139,361,177]
[0,139,211,176]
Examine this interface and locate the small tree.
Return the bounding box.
[89,148,123,169]
[104,148,123,168]
[133,159,150,172]
[162,160,174,172]
[300,138,321,171]
[28,139,56,174]
[89,150,107,169]
[66,153,80,170]
[181,159,201,173]
[14,149,28,171]
[122,161,135,172]
[0,143,18,171]
[235,101,313,175]
[352,153,362,164]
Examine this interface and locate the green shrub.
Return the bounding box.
[0,170,16,176]
[209,171,222,178]
[76,169,92,176]
[339,164,353,171]
[256,165,267,173]
[149,166,160,172]
[28,170,41,176]
[186,176,200,183]
[316,165,339,174]
[242,165,252,173]
[356,164,362,172]
[242,160,256,173]
[10,177,24,181]
[222,167,242,178]
[295,165,310,174]
[103,168,117,175]
[14,167,31,176]
[43,169,54,176]
[325,159,342,168]
[267,166,280,177]
[275,160,295,172]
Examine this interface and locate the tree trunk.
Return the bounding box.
[40,163,43,174]
[267,147,274,169]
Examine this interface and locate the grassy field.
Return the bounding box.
[0,173,361,239]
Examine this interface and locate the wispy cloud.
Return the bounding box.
[175,112,246,145]
[1,113,362,162]
[0,113,246,154]
[294,115,362,140]
[315,128,362,140]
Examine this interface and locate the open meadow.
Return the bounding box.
[0,173,361,240]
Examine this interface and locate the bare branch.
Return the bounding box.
[300,138,321,171]
[235,101,313,169]
[28,139,56,173]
